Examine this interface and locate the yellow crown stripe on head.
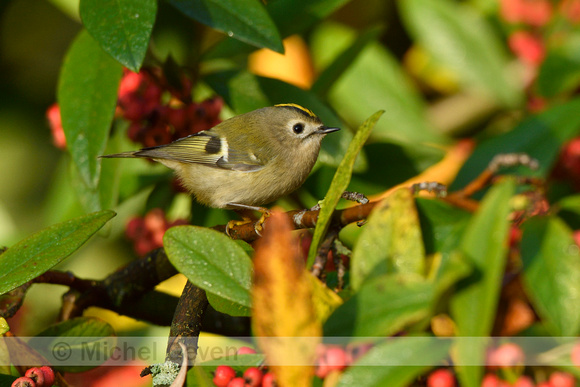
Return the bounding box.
[275,103,317,118]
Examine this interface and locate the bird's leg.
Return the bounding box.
[225,203,271,237]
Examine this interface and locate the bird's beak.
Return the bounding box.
[317,126,340,134]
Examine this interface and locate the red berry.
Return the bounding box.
[324,346,348,371]
[481,374,502,387]
[523,0,553,27]
[315,361,330,379]
[561,0,580,23]
[427,369,455,387]
[213,365,236,387]
[237,346,257,355]
[227,377,245,387]
[126,218,145,239]
[39,366,55,386]
[549,371,575,387]
[24,368,44,386]
[487,343,525,369]
[508,31,545,66]
[11,377,36,387]
[537,383,551,387]
[261,372,276,387]
[513,375,535,387]
[243,367,263,387]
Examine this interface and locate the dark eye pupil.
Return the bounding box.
[293,123,304,134]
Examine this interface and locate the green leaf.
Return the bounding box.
[557,194,580,216]
[168,0,283,53]
[164,226,252,316]
[399,0,522,107]
[186,366,215,387]
[80,0,156,71]
[0,210,115,295]
[321,23,444,147]
[204,71,356,169]
[336,336,450,387]
[324,273,433,337]
[537,35,580,98]
[58,30,123,189]
[28,317,116,373]
[521,216,580,336]
[452,98,580,190]
[70,145,122,213]
[311,25,383,98]
[205,0,350,58]
[450,179,515,387]
[307,111,383,268]
[416,197,471,255]
[0,375,17,386]
[350,188,425,290]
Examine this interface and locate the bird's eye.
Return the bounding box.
[292,123,304,134]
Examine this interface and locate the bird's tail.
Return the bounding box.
[99,151,139,158]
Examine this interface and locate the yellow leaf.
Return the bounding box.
[252,210,321,386]
[307,273,343,324]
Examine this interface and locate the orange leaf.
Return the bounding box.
[252,210,321,387]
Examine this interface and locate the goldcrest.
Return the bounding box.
[102,104,340,213]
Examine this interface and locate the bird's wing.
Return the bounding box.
[134,131,266,172]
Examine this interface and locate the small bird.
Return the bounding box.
[101,104,339,231]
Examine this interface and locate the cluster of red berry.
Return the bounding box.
[483,342,577,387]
[46,67,223,151]
[116,68,223,149]
[212,347,275,387]
[11,366,55,387]
[502,0,579,65]
[211,343,376,387]
[500,0,580,111]
[422,341,580,387]
[125,208,188,256]
[480,371,575,387]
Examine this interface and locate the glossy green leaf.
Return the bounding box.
[521,216,580,336]
[164,226,252,316]
[452,98,580,190]
[400,0,521,107]
[323,24,444,147]
[80,0,156,71]
[537,35,580,98]
[450,179,515,387]
[337,336,450,387]
[351,188,425,290]
[168,0,283,53]
[416,197,471,255]
[71,141,122,213]
[324,253,470,338]
[186,366,215,387]
[58,30,123,189]
[307,111,383,268]
[204,71,356,169]
[0,210,116,295]
[323,273,433,337]
[0,374,16,386]
[29,317,116,372]
[205,0,350,58]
